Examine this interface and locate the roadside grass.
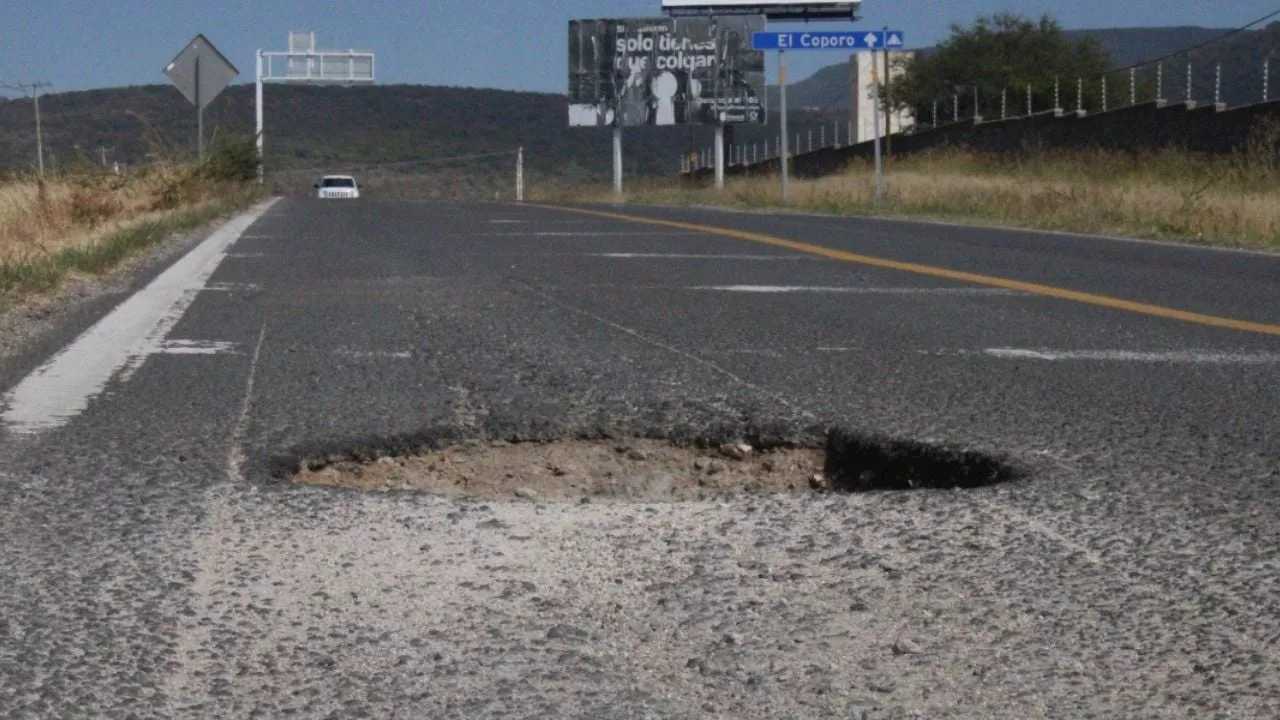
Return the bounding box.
[0,138,260,310]
[532,145,1280,251]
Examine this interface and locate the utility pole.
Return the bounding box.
[94,145,114,167]
[2,81,53,178]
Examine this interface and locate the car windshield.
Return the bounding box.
[322,178,355,188]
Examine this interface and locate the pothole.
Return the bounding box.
[292,429,1020,501]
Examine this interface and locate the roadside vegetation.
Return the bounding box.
[534,141,1280,251]
[0,137,260,311]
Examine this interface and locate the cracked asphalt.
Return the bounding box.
[1,198,1278,718]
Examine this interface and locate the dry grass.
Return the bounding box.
[534,147,1280,251]
[0,162,258,308]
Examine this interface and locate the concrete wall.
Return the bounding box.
[849,51,914,144]
[687,98,1280,182]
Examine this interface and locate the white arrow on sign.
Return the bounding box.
[887,34,903,47]
[864,32,879,48]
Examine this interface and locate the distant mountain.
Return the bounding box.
[0,83,732,183]
[769,24,1278,112]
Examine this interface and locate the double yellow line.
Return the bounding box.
[531,204,1280,337]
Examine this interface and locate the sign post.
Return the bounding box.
[753,29,902,205]
[256,32,375,182]
[779,50,789,202]
[164,35,238,161]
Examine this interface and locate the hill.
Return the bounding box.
[0,83,726,187]
[770,24,1277,111]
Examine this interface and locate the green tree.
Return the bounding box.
[894,13,1113,125]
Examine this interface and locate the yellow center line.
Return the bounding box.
[528,203,1280,337]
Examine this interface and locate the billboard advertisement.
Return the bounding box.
[568,16,766,128]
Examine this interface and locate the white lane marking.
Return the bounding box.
[450,231,706,237]
[691,285,1021,295]
[159,340,240,355]
[225,253,267,259]
[983,348,1280,364]
[489,219,584,225]
[205,282,260,292]
[587,253,811,260]
[334,349,413,359]
[0,200,277,436]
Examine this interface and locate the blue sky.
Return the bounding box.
[2,0,1276,96]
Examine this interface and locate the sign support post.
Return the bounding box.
[255,51,264,182]
[255,33,375,182]
[871,61,883,205]
[780,49,790,203]
[753,29,904,206]
[194,56,203,160]
[164,35,237,164]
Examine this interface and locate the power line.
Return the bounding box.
[1111,6,1280,72]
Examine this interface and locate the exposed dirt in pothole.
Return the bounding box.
[292,430,1023,501]
[295,439,827,502]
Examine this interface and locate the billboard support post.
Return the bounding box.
[714,125,725,190]
[779,49,789,203]
[612,126,623,199]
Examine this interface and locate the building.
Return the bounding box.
[849,50,915,144]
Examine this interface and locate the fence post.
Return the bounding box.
[1266,57,1271,103]
[953,93,959,123]
[931,100,937,127]
[973,86,980,120]
[1054,76,1060,112]
[1026,83,1032,116]
[820,125,825,148]
[1215,62,1222,106]
[1077,77,1083,113]
[1001,88,1007,119]
[1102,75,1107,112]
[1157,62,1163,102]
[1187,61,1193,104]
[1130,67,1136,105]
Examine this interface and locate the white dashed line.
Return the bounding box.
[333,349,414,359]
[982,348,1280,364]
[158,340,240,355]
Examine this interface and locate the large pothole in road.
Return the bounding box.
[293,429,1020,502]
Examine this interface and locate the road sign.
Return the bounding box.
[164,34,238,159]
[751,30,904,51]
[164,34,238,110]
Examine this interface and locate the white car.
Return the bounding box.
[315,175,360,199]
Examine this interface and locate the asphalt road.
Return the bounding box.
[1,198,1278,719]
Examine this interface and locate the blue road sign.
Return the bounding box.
[752,30,904,51]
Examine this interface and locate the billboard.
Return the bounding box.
[568,16,766,128]
[662,0,860,19]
